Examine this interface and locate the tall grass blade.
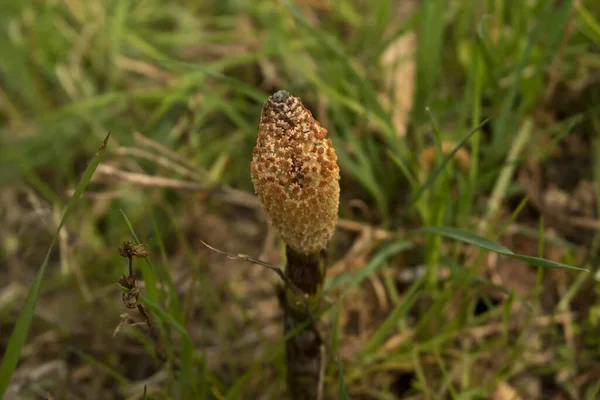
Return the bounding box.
[360,277,422,355]
[325,241,413,291]
[119,210,159,303]
[0,133,111,397]
[138,296,191,340]
[338,358,351,400]
[158,59,267,102]
[574,0,600,44]
[409,118,490,207]
[418,226,588,272]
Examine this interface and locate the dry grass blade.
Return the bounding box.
[117,57,174,82]
[199,240,305,299]
[95,165,208,191]
[379,31,416,137]
[94,164,261,208]
[133,132,205,176]
[492,382,522,400]
[198,240,330,350]
[114,146,202,181]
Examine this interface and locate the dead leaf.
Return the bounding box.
[420,140,472,170]
[493,382,522,400]
[379,31,416,137]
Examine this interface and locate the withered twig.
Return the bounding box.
[199,240,329,346]
[199,240,305,299]
[114,146,203,182]
[97,165,208,191]
[117,241,172,370]
[133,131,202,174]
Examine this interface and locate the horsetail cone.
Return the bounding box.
[251,90,340,255]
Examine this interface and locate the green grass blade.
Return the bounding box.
[575,0,600,45]
[59,133,111,231]
[0,133,110,397]
[72,348,131,387]
[360,277,422,355]
[282,0,399,148]
[119,210,159,303]
[338,358,351,400]
[325,241,413,291]
[158,59,267,102]
[109,0,130,86]
[418,226,588,272]
[419,226,513,254]
[139,295,191,341]
[409,118,491,207]
[474,20,499,93]
[490,1,550,155]
[387,150,417,188]
[225,365,259,400]
[122,208,199,396]
[413,0,445,124]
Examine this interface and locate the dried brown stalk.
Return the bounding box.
[117,241,170,369]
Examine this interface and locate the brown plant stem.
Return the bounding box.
[280,246,327,400]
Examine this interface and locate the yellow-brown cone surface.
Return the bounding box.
[251,90,340,254]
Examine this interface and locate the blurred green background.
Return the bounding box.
[1,0,600,399]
